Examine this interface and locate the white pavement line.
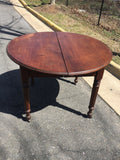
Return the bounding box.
[83,70,120,116]
[10,0,53,32]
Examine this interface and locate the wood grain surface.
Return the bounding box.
[7,32,112,76]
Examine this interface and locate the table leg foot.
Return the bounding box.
[26,116,31,122]
[74,76,78,84]
[26,109,31,122]
[87,106,94,118]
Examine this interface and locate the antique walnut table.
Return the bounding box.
[7,32,112,121]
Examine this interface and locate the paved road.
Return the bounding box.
[0,1,120,160]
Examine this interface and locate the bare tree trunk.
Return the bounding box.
[50,0,55,4]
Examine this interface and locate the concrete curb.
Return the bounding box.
[19,0,120,80]
[106,61,120,79]
[19,0,65,32]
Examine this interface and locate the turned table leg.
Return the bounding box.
[74,76,78,84]
[20,66,31,121]
[87,69,104,118]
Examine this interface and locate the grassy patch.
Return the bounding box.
[25,0,50,7]
[112,55,120,65]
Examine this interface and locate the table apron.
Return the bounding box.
[20,66,98,78]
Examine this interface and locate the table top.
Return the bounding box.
[7,32,112,76]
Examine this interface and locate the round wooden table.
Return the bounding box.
[7,32,112,121]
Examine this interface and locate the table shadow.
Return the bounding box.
[0,69,87,121]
